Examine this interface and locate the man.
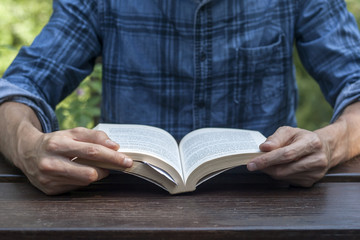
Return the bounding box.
[1,0,360,195]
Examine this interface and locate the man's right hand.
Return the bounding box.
[0,102,132,195]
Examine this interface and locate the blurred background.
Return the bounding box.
[1,0,359,131]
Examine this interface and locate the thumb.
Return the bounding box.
[260,126,295,152]
[69,127,120,150]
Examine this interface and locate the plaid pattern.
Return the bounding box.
[1,0,360,140]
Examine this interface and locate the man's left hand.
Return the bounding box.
[247,126,331,187]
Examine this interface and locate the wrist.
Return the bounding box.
[330,102,360,165]
[15,120,43,168]
[314,119,348,169]
[0,102,43,168]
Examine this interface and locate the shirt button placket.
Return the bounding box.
[193,3,210,130]
[200,51,207,62]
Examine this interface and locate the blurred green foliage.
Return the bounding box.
[1,0,359,131]
[0,0,51,74]
[55,64,102,129]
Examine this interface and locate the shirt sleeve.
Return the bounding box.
[0,0,101,132]
[295,0,360,122]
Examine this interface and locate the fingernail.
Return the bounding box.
[263,140,272,146]
[124,157,133,167]
[106,139,119,148]
[247,162,258,171]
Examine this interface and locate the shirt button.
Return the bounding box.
[200,51,207,62]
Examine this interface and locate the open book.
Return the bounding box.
[77,124,266,194]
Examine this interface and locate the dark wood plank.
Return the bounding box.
[1,153,360,239]
[0,180,359,239]
[322,156,360,182]
[328,156,360,174]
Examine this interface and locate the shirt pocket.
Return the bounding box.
[234,33,287,120]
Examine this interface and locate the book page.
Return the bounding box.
[96,124,182,174]
[179,128,266,180]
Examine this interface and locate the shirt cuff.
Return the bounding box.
[0,78,59,133]
[331,80,360,123]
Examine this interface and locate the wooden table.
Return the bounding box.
[0,154,360,240]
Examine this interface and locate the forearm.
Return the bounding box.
[0,102,43,167]
[315,101,360,169]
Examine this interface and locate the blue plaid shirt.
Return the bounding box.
[1,0,360,141]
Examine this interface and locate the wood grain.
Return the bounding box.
[0,153,360,239]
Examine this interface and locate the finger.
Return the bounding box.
[248,145,301,171]
[56,160,111,185]
[248,136,320,171]
[30,157,111,195]
[68,141,133,168]
[261,152,328,179]
[263,167,325,188]
[259,126,297,152]
[67,127,120,150]
[38,155,111,183]
[44,135,132,168]
[248,128,324,171]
